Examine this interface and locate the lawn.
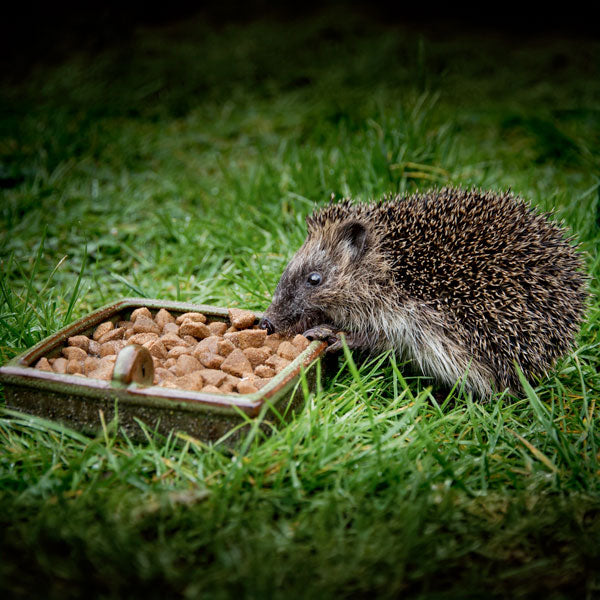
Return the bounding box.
[1,5,599,598]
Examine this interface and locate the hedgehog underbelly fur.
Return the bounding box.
[262,187,588,396]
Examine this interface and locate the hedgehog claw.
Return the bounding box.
[303,326,356,353]
[303,325,338,345]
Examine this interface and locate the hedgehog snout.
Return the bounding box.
[258,317,275,335]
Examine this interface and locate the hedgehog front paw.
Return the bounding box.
[303,325,339,345]
[326,332,361,353]
[303,326,357,354]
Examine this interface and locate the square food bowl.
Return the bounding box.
[0,298,327,444]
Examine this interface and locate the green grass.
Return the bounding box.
[1,8,600,598]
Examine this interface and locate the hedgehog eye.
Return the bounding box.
[307,272,322,286]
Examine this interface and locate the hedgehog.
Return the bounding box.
[259,187,588,397]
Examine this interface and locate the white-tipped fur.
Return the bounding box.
[329,301,493,396]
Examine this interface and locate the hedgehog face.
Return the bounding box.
[262,220,371,335]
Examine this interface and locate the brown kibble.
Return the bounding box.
[202,385,222,394]
[220,348,253,377]
[161,380,180,389]
[36,357,53,371]
[161,333,189,349]
[223,331,240,347]
[175,354,201,376]
[224,374,241,386]
[264,333,283,352]
[253,377,273,390]
[99,340,123,357]
[199,369,227,387]
[236,328,267,349]
[98,327,125,344]
[66,359,83,374]
[243,346,272,368]
[154,367,175,384]
[99,355,117,367]
[87,365,113,381]
[62,346,88,361]
[176,371,205,391]
[217,339,236,357]
[237,379,258,394]
[292,334,310,351]
[147,339,167,359]
[208,321,228,336]
[82,356,99,374]
[278,341,300,361]
[179,320,211,339]
[133,316,161,335]
[198,352,224,369]
[162,322,180,335]
[176,312,207,324]
[39,304,312,395]
[181,334,199,346]
[88,340,101,355]
[168,345,192,359]
[254,364,275,378]
[52,357,68,374]
[265,354,291,374]
[127,332,159,346]
[68,335,90,352]
[131,307,152,322]
[93,321,114,341]
[192,336,220,356]
[228,308,256,329]
[155,308,175,330]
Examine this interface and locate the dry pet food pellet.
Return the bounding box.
[97,327,125,344]
[198,353,224,369]
[161,333,188,349]
[133,316,161,335]
[221,348,253,378]
[208,321,227,336]
[292,334,310,351]
[236,329,267,350]
[131,307,152,322]
[127,332,158,346]
[66,359,83,374]
[68,335,90,352]
[52,357,68,374]
[202,385,221,394]
[179,320,210,339]
[255,364,275,378]
[63,346,88,361]
[147,339,168,359]
[93,321,114,341]
[33,307,311,395]
[162,322,180,335]
[176,312,207,324]
[243,346,272,368]
[277,341,300,361]
[237,379,258,394]
[217,339,236,357]
[199,369,227,387]
[36,357,53,371]
[155,308,175,330]
[228,308,256,329]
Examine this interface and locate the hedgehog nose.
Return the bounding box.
[258,317,275,335]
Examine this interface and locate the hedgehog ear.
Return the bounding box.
[338,220,368,260]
